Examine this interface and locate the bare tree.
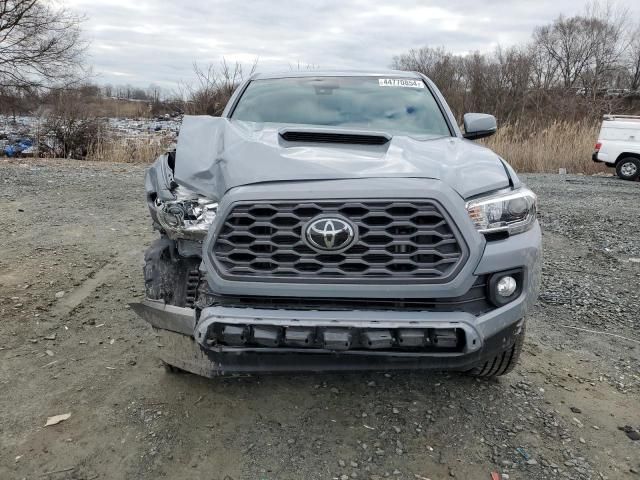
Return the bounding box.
[488,46,533,122]
[583,2,629,95]
[530,2,629,94]
[392,46,465,114]
[529,38,561,90]
[43,88,103,158]
[393,45,535,121]
[184,58,258,116]
[625,24,640,90]
[0,0,86,90]
[392,47,463,93]
[102,84,113,98]
[147,84,162,103]
[532,15,600,88]
[288,61,320,71]
[0,84,36,117]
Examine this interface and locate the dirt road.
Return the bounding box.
[1,160,638,480]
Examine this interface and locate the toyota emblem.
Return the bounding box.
[304,216,356,252]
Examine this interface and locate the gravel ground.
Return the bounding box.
[0,160,639,480]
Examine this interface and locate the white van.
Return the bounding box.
[592,115,640,180]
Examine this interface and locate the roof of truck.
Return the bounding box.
[602,115,640,130]
[603,115,640,122]
[251,69,424,80]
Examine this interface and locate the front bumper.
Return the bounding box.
[143,319,524,376]
[132,189,541,376]
[131,252,536,376]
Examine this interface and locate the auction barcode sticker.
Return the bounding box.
[378,78,425,88]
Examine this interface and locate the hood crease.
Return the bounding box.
[174,115,510,200]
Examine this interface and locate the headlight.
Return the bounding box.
[155,188,218,240]
[465,187,537,235]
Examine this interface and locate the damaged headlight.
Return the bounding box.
[155,187,218,240]
[465,187,537,235]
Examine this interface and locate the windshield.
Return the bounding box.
[230,76,451,137]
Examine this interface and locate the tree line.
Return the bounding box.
[1,0,639,125]
[392,3,640,123]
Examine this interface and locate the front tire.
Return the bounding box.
[615,157,640,181]
[467,323,525,377]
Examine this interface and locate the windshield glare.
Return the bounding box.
[230,76,451,137]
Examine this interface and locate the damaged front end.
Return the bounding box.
[131,113,538,378]
[132,152,507,376]
[132,150,219,375]
[145,151,219,242]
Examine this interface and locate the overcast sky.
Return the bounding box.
[65,0,638,90]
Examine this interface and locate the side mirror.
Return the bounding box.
[463,113,497,140]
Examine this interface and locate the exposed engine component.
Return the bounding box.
[143,237,202,307]
[154,186,218,240]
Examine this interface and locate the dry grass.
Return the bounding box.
[485,120,607,174]
[86,134,171,163]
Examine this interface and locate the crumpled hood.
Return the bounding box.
[174,115,511,200]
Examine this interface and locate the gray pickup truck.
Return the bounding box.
[132,70,541,378]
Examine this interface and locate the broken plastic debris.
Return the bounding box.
[516,447,529,460]
[45,413,71,426]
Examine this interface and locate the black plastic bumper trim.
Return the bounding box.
[194,320,523,374]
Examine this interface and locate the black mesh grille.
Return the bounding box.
[212,200,467,283]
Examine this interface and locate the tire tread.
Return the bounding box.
[467,323,525,378]
[615,157,640,181]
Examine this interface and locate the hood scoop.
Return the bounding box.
[279,127,391,146]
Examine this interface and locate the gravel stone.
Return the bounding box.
[1,165,638,480]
